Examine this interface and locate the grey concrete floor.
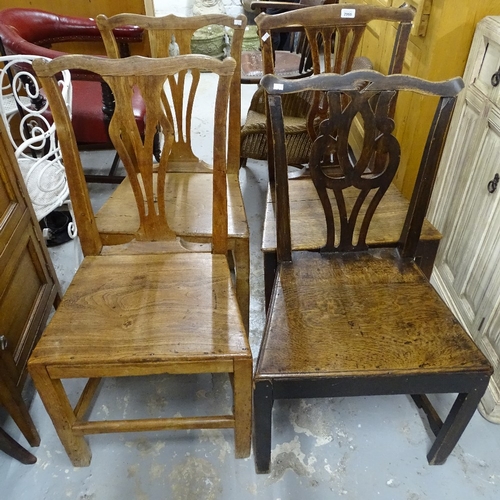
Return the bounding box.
[2,77,500,500]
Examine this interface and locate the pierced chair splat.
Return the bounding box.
[253,70,492,473]
[96,12,251,332]
[28,53,252,467]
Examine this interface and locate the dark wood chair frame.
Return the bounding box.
[253,70,492,473]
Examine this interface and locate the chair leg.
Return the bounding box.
[232,358,252,458]
[253,379,274,473]
[232,238,250,335]
[427,386,486,465]
[29,364,91,467]
[0,428,37,464]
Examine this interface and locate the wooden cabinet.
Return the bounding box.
[0,106,61,442]
[341,0,500,199]
[428,16,500,423]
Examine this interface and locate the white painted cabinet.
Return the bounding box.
[428,16,500,423]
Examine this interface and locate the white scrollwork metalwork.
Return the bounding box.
[0,55,73,226]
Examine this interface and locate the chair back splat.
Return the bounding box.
[95,13,251,332]
[240,3,414,172]
[253,70,493,474]
[28,54,252,467]
[97,12,247,175]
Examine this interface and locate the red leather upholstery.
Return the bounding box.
[72,80,146,144]
[0,8,145,146]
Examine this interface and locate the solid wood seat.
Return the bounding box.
[261,180,442,306]
[260,249,486,377]
[96,12,250,331]
[253,70,492,473]
[29,54,252,467]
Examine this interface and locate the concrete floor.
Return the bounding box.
[2,69,500,500]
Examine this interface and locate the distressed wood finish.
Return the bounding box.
[240,3,414,172]
[253,71,492,473]
[261,181,441,307]
[96,13,250,330]
[28,54,252,467]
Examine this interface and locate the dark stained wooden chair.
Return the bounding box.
[240,0,332,84]
[95,13,251,332]
[253,70,492,473]
[28,54,252,467]
[240,3,414,172]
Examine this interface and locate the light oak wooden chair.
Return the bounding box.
[253,70,492,473]
[28,54,252,467]
[240,3,414,172]
[96,12,251,331]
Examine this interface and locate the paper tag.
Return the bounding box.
[262,32,271,42]
[234,19,242,26]
[341,8,356,18]
[273,83,284,90]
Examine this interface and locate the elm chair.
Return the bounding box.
[96,12,251,331]
[29,53,252,467]
[0,55,75,240]
[240,3,414,171]
[253,70,492,473]
[0,7,145,183]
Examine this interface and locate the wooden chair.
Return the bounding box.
[95,13,251,332]
[240,0,332,84]
[240,3,414,171]
[28,53,252,467]
[253,70,492,473]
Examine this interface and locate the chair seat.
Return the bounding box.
[71,80,146,145]
[257,249,491,379]
[95,172,248,243]
[30,253,250,370]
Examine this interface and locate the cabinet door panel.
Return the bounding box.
[436,102,500,327]
[0,121,60,388]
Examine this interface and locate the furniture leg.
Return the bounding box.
[253,379,274,473]
[0,367,40,447]
[232,358,252,458]
[233,238,250,334]
[29,364,91,466]
[427,383,487,465]
[0,428,37,464]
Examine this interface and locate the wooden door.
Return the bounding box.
[0,114,61,391]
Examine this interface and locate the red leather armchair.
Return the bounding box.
[0,8,146,183]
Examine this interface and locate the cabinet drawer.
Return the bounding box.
[472,36,500,102]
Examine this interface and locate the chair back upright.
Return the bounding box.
[257,4,414,77]
[33,54,235,255]
[261,71,463,263]
[96,13,247,174]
